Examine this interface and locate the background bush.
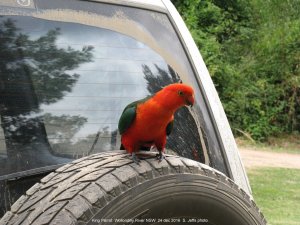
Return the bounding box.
[172,0,300,141]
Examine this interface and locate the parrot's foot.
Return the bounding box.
[156,151,165,162]
[131,152,141,164]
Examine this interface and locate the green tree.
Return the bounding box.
[172,0,300,141]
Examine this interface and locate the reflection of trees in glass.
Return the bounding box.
[142,64,205,162]
[42,113,87,143]
[52,126,113,158]
[143,64,180,93]
[0,18,93,160]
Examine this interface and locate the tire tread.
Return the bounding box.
[0,151,266,225]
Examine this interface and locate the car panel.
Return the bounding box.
[0,1,251,218]
[1,0,228,177]
[162,0,251,194]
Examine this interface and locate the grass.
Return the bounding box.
[236,134,300,154]
[247,168,300,225]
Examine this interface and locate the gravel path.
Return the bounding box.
[239,147,300,169]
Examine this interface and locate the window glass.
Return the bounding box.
[0,0,229,177]
[0,16,205,176]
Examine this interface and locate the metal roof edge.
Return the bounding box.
[90,0,166,12]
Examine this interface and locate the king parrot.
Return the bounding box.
[118,83,195,163]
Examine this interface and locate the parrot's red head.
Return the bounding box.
[154,83,195,110]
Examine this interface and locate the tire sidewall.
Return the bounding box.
[88,173,259,225]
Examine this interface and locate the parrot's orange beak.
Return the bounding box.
[186,94,195,106]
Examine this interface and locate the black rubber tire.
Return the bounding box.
[0,151,266,225]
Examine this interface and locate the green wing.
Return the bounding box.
[118,96,152,135]
[166,120,174,136]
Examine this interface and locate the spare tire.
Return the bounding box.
[0,151,266,225]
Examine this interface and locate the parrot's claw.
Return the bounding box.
[156,151,165,162]
[132,152,141,164]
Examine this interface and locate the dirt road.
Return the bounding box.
[239,147,300,169]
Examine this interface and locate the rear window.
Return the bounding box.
[0,0,228,177]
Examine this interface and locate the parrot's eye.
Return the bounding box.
[178,90,184,96]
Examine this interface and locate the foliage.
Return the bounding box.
[172,0,300,141]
